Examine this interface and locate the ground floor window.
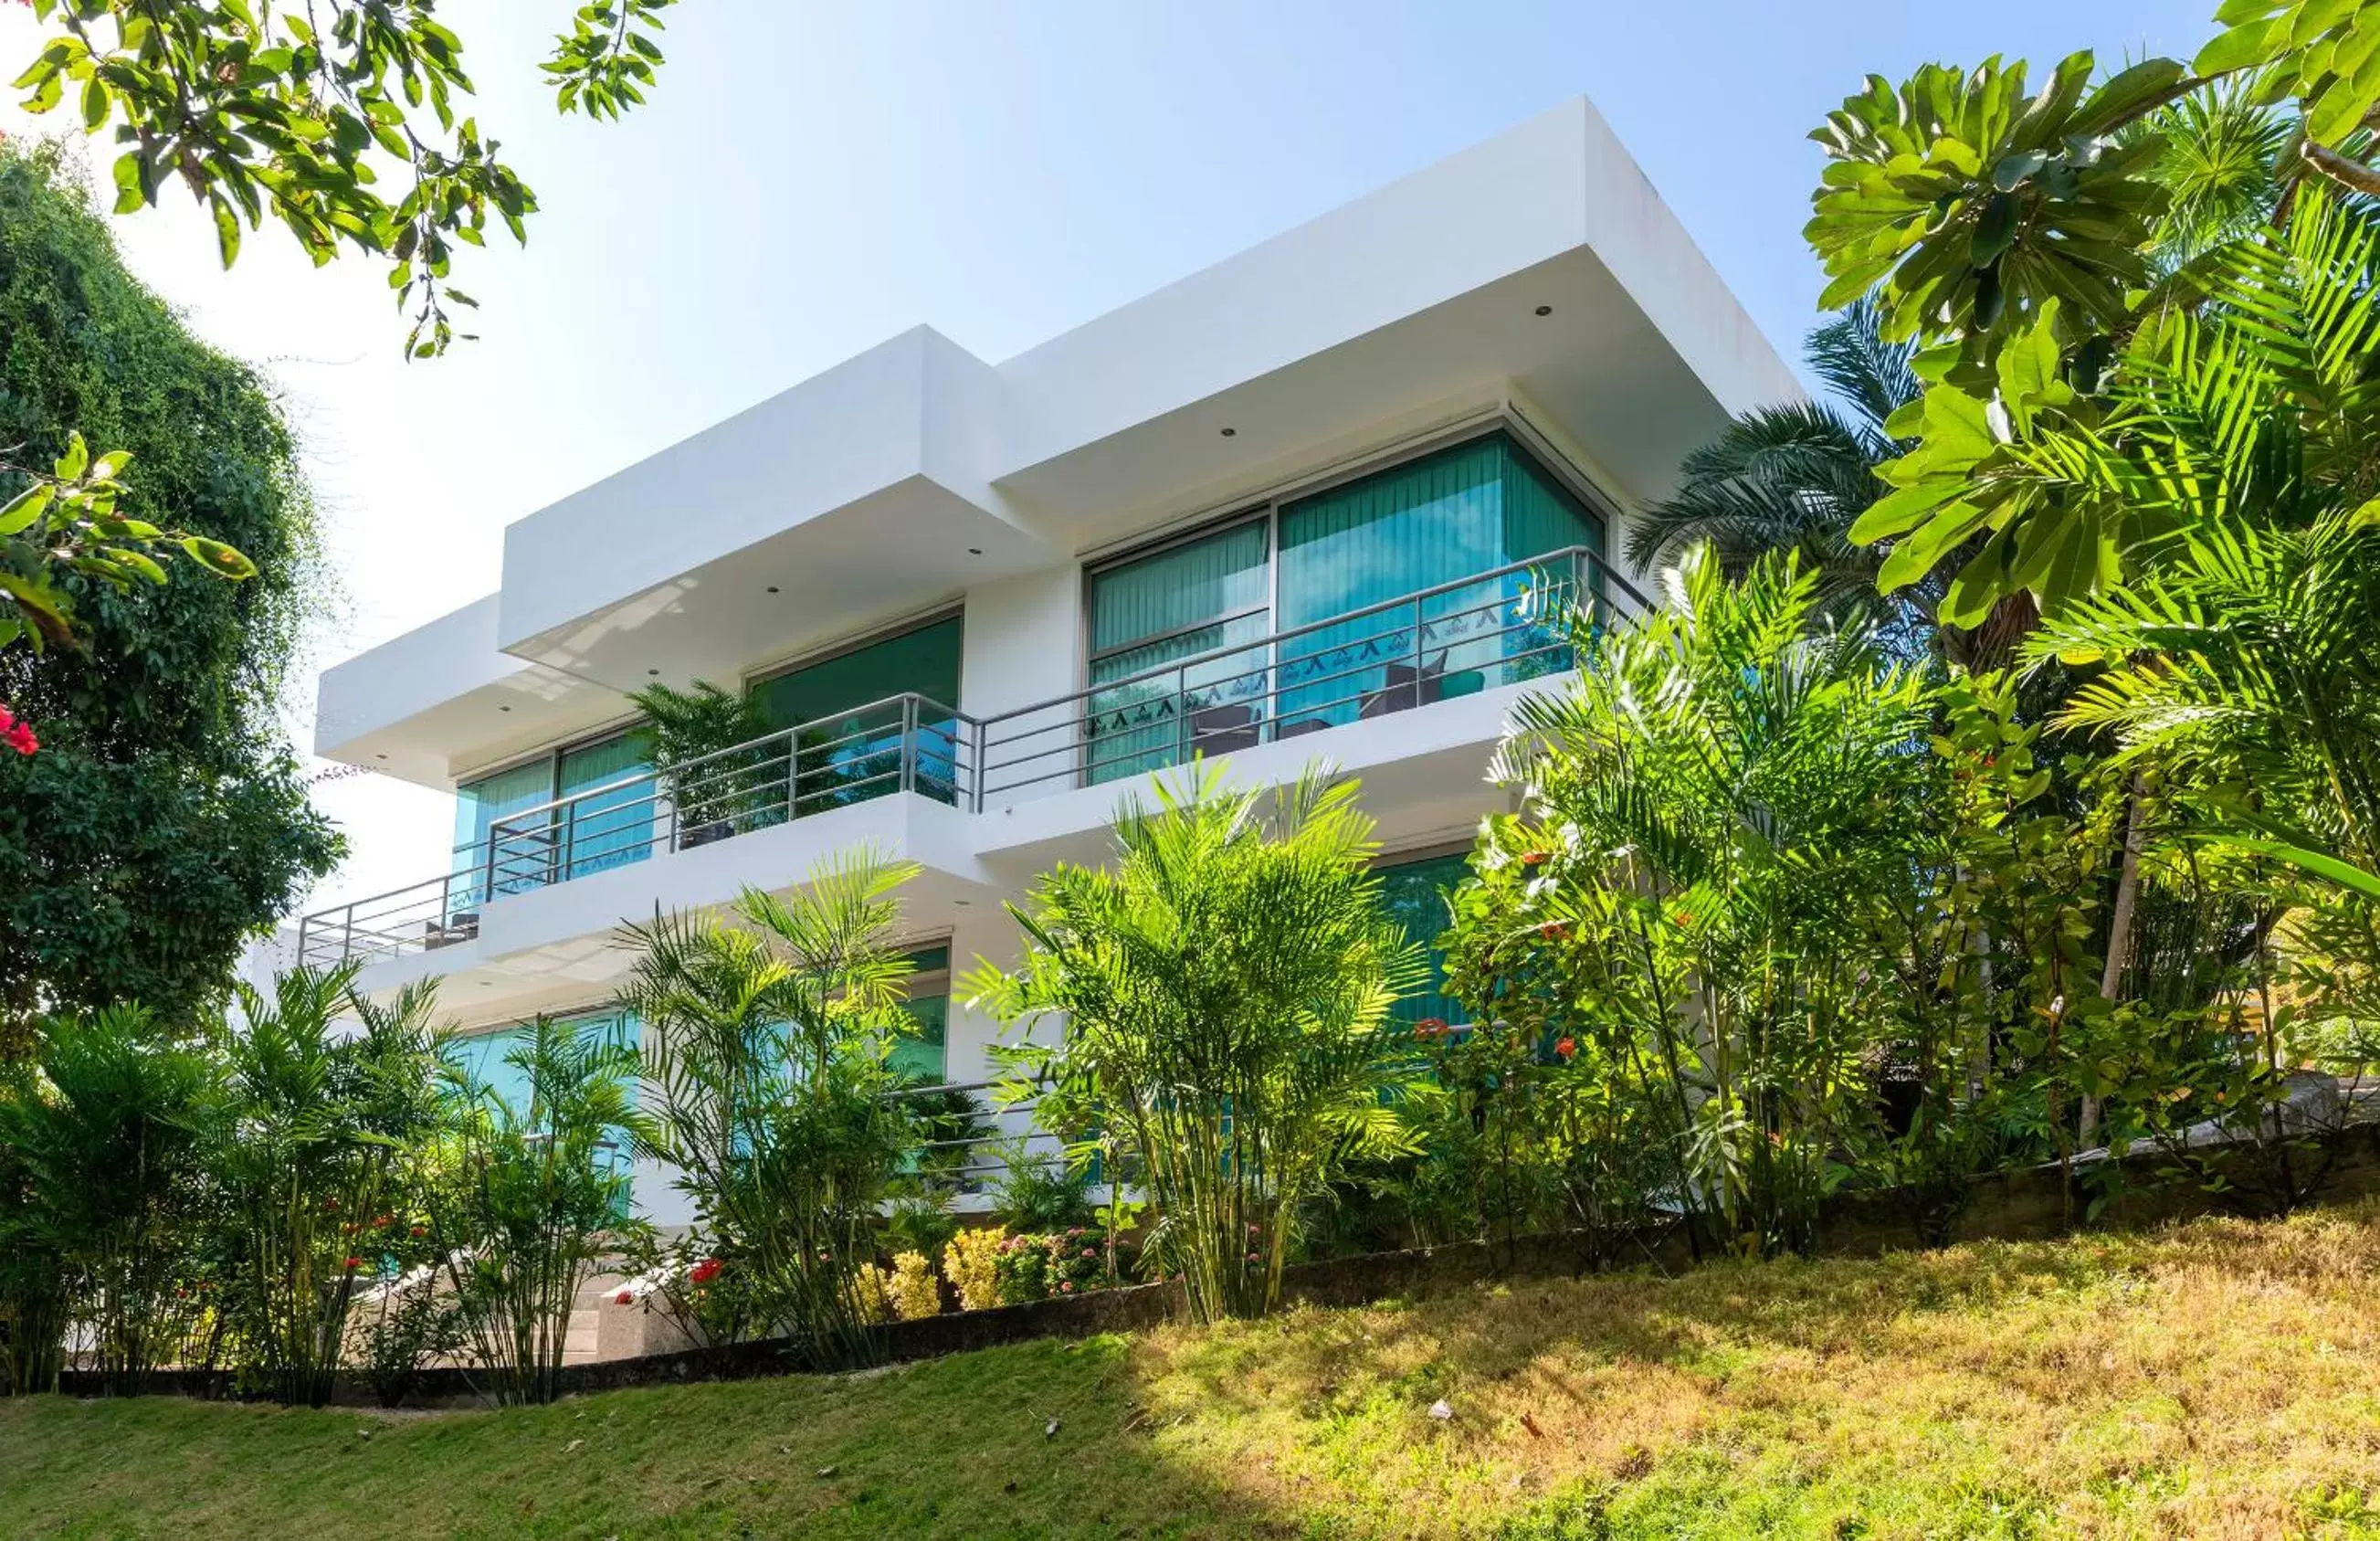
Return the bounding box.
[1375,851,1471,1027]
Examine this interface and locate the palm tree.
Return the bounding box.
[1628,297,1922,639]
[968,765,1426,1323]
[614,852,925,1368]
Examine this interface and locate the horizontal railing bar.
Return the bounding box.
[978,545,1627,737]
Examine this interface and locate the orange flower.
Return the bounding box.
[1554,1038,1576,1060]
[1537,921,1569,940]
[1520,850,1548,867]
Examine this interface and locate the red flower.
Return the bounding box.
[2,717,36,756]
[322,1198,339,1212]
[409,1226,427,1239]
[1414,1017,1450,1041]
[615,1289,634,1306]
[373,1214,392,1229]
[688,1257,722,1285]
[1554,1038,1576,1060]
[342,1257,363,1272]
[1520,850,1548,867]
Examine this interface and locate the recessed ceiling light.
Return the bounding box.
[766,586,780,594]
[1218,427,1237,438]
[375,753,388,760]
[647,669,660,677]
[498,705,511,712]
[1534,305,1553,317]
[966,547,983,555]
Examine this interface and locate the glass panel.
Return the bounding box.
[890,945,951,1083]
[450,758,554,910]
[1086,522,1272,786]
[557,732,655,882]
[443,1009,642,1211]
[750,616,965,812]
[1276,436,1604,732]
[1375,853,1470,1028]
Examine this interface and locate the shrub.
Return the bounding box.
[884,1251,941,1321]
[973,765,1427,1323]
[616,854,929,1370]
[943,1227,1005,1313]
[850,1263,892,1325]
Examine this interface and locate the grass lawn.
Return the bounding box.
[7,1204,2380,1539]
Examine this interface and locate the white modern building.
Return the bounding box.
[292,98,1796,1225]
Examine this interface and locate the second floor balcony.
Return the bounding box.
[296,544,1646,971]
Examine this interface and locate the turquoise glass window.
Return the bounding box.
[444,1009,642,1208]
[557,732,654,881]
[888,945,952,1084]
[1086,521,1272,786]
[452,758,557,905]
[1274,435,1603,733]
[1375,852,1471,1028]
[749,615,965,810]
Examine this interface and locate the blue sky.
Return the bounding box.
[2,0,2221,904]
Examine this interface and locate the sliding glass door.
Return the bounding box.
[1081,431,1606,784]
[1275,435,1602,734]
[1085,520,1271,785]
[749,613,964,812]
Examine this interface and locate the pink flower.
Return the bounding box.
[1081,1247,1097,1259]
[1058,1281,1074,1293]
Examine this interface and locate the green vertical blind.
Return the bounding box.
[1375,852,1471,1027]
[1082,433,1606,780]
[1275,435,1603,732]
[452,728,649,903]
[556,732,653,879]
[750,615,965,810]
[1086,521,1271,785]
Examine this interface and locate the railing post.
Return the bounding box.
[1410,588,1426,710]
[900,694,917,796]
[342,902,354,966]
[295,911,310,970]
[481,832,498,909]
[558,802,575,887]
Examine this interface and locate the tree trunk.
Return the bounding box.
[2082,773,2149,1145]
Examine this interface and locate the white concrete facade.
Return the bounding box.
[291,99,1796,1220]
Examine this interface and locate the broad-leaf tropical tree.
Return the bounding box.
[1804,1,2380,620]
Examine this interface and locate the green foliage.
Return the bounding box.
[546,0,679,120]
[0,1005,223,1395]
[13,0,547,357]
[1807,53,2185,351]
[426,1013,651,1407]
[1802,5,2380,623]
[627,677,775,835]
[1458,549,2117,1255]
[972,765,1427,1323]
[210,968,448,1408]
[615,854,927,1369]
[0,427,253,656]
[0,140,339,1030]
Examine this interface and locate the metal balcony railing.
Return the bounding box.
[295,548,1646,968]
[970,544,1646,803]
[295,692,968,969]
